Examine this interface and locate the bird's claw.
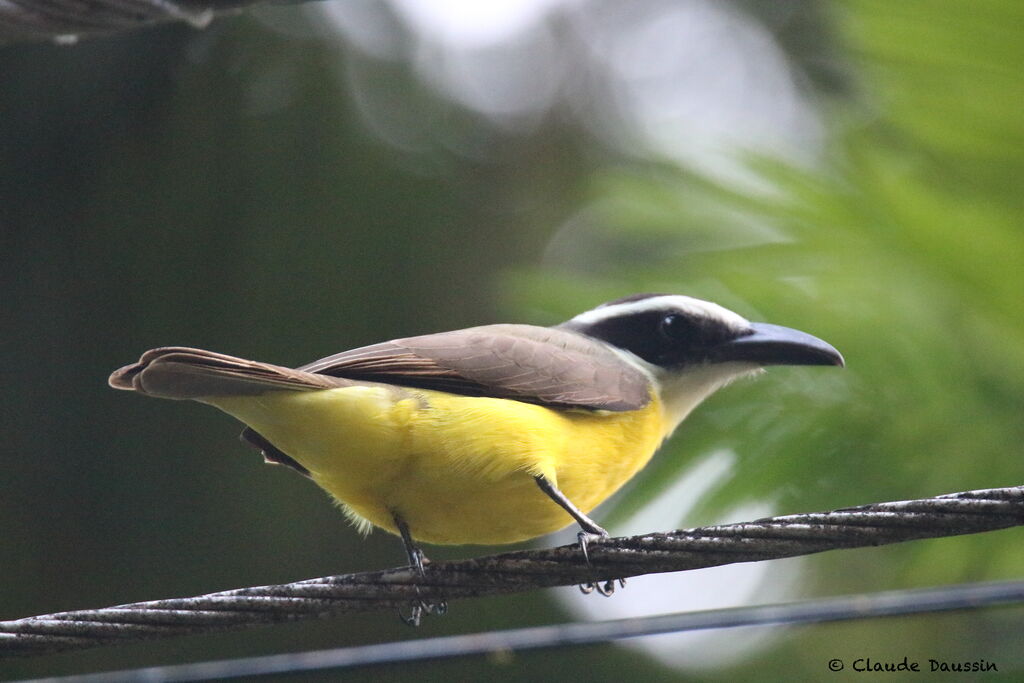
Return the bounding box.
[399,551,447,626]
[577,528,609,565]
[400,592,448,627]
[578,577,626,596]
[399,603,423,627]
[576,528,625,596]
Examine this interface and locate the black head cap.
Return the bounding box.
[560,294,843,369]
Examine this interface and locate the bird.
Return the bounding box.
[110,293,843,621]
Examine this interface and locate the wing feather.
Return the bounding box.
[298,324,651,411]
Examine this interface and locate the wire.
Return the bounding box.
[31,579,1024,682]
[0,0,222,43]
[2,485,1021,659]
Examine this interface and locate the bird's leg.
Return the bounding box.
[392,512,447,626]
[533,474,608,558]
[239,428,311,478]
[533,475,625,597]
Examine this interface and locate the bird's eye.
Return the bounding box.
[659,314,690,339]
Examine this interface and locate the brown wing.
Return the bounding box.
[298,324,651,411]
[109,347,346,399]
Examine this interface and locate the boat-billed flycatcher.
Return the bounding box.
[110,293,842,603]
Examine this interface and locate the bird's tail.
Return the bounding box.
[109,347,345,400]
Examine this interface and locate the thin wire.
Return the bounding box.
[33,579,1024,682]
[2,485,1022,658]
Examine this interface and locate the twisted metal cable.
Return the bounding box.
[2,485,1022,657]
[55,579,1024,682]
[0,0,238,43]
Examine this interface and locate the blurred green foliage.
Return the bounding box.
[514,0,1024,524]
[1,0,1022,680]
[508,0,1024,676]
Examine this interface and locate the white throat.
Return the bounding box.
[653,362,762,436]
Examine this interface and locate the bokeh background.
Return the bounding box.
[2,0,1023,679]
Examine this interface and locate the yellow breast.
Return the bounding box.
[208,384,667,545]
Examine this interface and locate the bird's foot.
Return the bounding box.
[579,576,627,596]
[576,528,608,565]
[575,529,626,596]
[399,592,449,627]
[399,549,448,626]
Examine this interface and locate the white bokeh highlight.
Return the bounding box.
[319,0,821,178]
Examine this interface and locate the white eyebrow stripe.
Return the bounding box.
[569,295,751,331]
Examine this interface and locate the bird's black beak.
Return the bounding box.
[709,322,845,367]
